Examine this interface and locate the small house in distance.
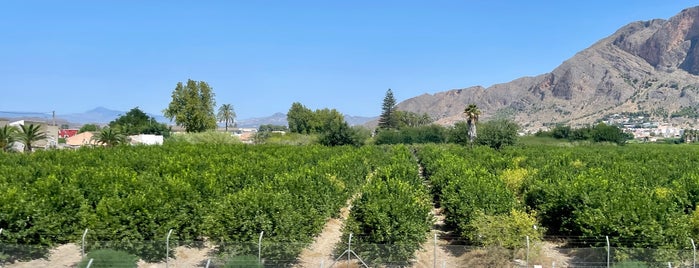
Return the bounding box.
[129,134,163,145]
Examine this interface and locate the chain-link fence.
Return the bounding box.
[0,241,696,268]
[1,235,698,267]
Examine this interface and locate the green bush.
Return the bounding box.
[224,255,262,268]
[166,131,240,144]
[476,119,519,149]
[468,209,544,248]
[374,125,447,145]
[77,249,138,268]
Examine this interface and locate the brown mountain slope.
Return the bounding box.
[396,6,699,132]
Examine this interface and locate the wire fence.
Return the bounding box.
[1,236,697,267]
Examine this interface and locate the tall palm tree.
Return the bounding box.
[18,124,47,152]
[92,128,127,147]
[217,104,236,132]
[0,125,19,152]
[464,104,481,146]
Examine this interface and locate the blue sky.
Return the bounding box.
[2,1,698,119]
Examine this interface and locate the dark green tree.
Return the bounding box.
[78,123,100,133]
[476,119,519,150]
[378,88,398,129]
[258,124,288,132]
[317,113,356,146]
[394,111,432,129]
[551,125,572,139]
[217,104,236,132]
[591,123,631,145]
[109,107,170,136]
[287,102,314,134]
[18,124,47,152]
[163,79,217,133]
[374,125,447,145]
[448,121,471,146]
[0,125,18,152]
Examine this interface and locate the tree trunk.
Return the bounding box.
[468,122,477,147]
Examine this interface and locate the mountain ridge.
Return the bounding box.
[396,6,699,132]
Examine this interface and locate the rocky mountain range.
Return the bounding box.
[396,6,699,132]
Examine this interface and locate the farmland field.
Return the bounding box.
[2,143,699,266]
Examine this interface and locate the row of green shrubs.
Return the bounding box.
[340,145,433,266]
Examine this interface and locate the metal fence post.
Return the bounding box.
[692,238,696,268]
[433,233,437,268]
[166,229,173,268]
[258,231,264,264]
[348,234,352,268]
[81,228,88,258]
[526,235,530,268]
[606,235,610,268]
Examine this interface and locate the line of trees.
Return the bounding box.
[537,123,633,145]
[286,102,366,146]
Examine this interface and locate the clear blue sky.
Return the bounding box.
[2,1,698,119]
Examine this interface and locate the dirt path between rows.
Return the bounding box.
[293,199,353,268]
[5,243,214,268]
[412,207,462,267]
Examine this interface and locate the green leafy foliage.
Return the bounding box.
[393,110,433,129]
[163,79,217,133]
[109,107,170,137]
[475,119,519,149]
[541,123,633,145]
[91,127,127,147]
[374,125,447,145]
[342,145,432,265]
[166,131,240,145]
[0,124,18,152]
[418,143,699,264]
[224,255,262,268]
[77,249,138,268]
[78,123,100,133]
[0,144,386,263]
[217,104,237,132]
[18,124,48,152]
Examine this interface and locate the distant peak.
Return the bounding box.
[87,106,115,113]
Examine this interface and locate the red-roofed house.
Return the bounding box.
[59,129,79,138]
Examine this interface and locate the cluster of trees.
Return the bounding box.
[163,79,236,133]
[371,91,518,149]
[537,123,633,145]
[377,89,433,130]
[0,124,47,152]
[286,102,366,146]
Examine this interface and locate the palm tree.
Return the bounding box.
[217,104,237,132]
[464,104,481,146]
[0,125,18,152]
[18,124,47,152]
[92,128,127,147]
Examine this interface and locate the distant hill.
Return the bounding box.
[395,6,699,132]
